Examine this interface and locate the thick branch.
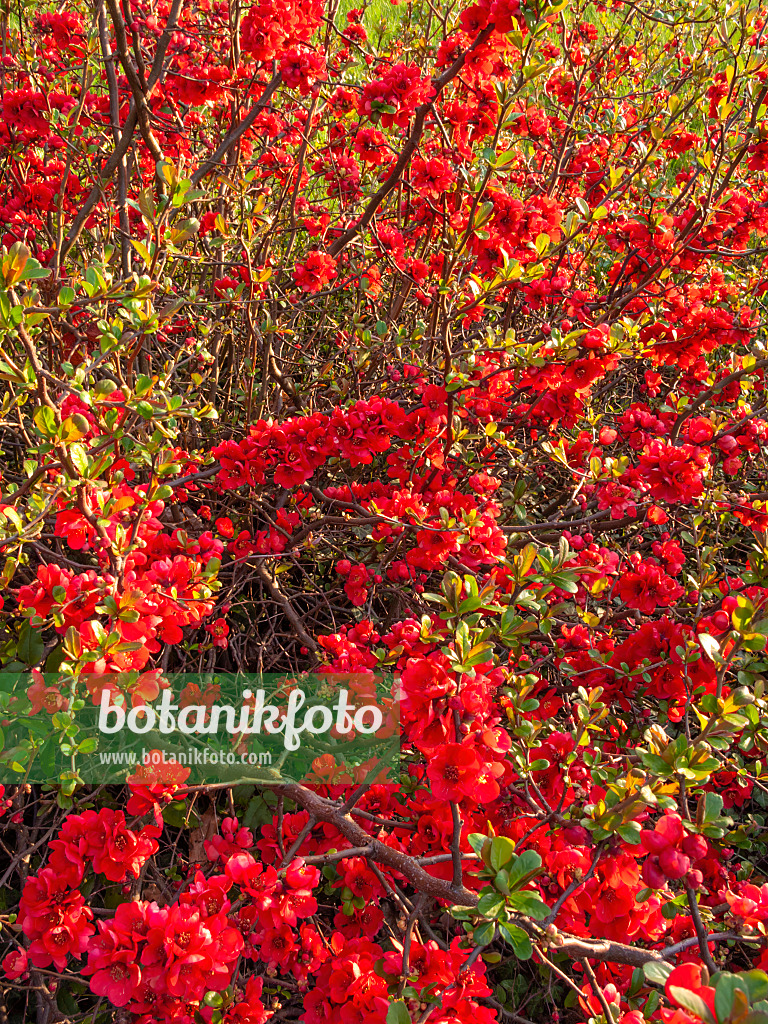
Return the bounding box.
[277,782,478,905]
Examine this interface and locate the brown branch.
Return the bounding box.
[450,801,463,890]
[190,73,283,188]
[97,0,131,277]
[277,782,479,905]
[582,958,617,1024]
[670,357,768,443]
[327,25,495,257]
[272,783,669,967]
[104,0,165,170]
[253,562,320,656]
[685,885,718,974]
[58,0,185,264]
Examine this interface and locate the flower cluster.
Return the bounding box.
[4,2,768,1024]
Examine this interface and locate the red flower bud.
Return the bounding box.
[682,834,708,861]
[659,847,691,880]
[642,857,666,889]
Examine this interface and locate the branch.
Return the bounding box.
[271,783,669,967]
[327,25,495,257]
[670,358,768,443]
[104,0,165,169]
[253,562,320,657]
[582,957,616,1024]
[542,843,604,926]
[685,885,718,974]
[545,932,665,968]
[276,782,479,906]
[58,0,185,264]
[450,801,463,890]
[190,73,283,188]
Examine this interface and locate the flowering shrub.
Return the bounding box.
[1,0,768,1022]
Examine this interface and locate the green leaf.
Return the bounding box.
[490,836,517,872]
[703,791,724,824]
[640,752,672,775]
[549,573,579,593]
[386,1000,412,1024]
[68,443,89,477]
[743,972,768,1003]
[715,974,748,1024]
[733,595,756,632]
[56,981,80,1014]
[493,150,516,169]
[464,642,494,668]
[20,258,50,282]
[162,800,190,829]
[498,921,532,959]
[643,961,673,986]
[131,239,153,266]
[18,621,44,666]
[506,890,550,920]
[468,832,488,856]
[33,406,57,437]
[477,891,506,918]
[616,822,643,844]
[473,921,496,946]
[668,986,716,1024]
[506,849,542,891]
[243,794,275,830]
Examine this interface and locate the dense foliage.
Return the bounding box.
[2,0,768,1021]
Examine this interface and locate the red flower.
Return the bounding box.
[259,923,297,968]
[340,858,384,903]
[205,817,254,863]
[206,616,230,648]
[615,559,684,614]
[637,441,709,504]
[2,949,28,980]
[724,881,768,929]
[664,963,716,1021]
[27,672,66,714]
[88,955,141,1006]
[412,156,455,199]
[426,743,481,802]
[216,517,235,537]
[294,250,337,293]
[19,868,94,970]
[280,46,326,94]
